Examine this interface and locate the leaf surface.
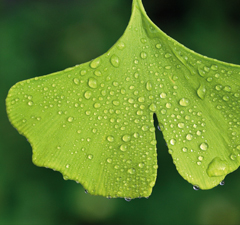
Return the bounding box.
[6,0,240,198]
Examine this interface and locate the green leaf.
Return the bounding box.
[6,0,240,199]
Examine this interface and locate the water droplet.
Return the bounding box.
[197,84,206,99]
[230,154,236,160]
[117,42,125,50]
[80,70,87,76]
[85,190,88,194]
[66,164,69,168]
[179,98,190,106]
[223,95,229,101]
[84,91,92,99]
[120,145,127,152]
[94,103,101,108]
[220,180,225,186]
[113,100,120,106]
[90,58,101,69]
[142,125,148,131]
[170,139,176,145]
[149,103,156,112]
[193,185,200,191]
[207,157,229,177]
[128,168,136,174]
[107,136,114,142]
[146,81,152,91]
[94,70,102,77]
[138,97,145,103]
[182,147,188,152]
[88,78,98,89]
[141,38,147,43]
[110,54,120,68]
[140,52,147,59]
[156,43,162,49]
[178,123,185,128]
[165,53,172,58]
[160,93,167,99]
[73,78,80,85]
[28,101,33,106]
[122,135,131,142]
[138,163,145,168]
[124,198,131,202]
[87,154,93,160]
[200,143,208,151]
[107,158,112,163]
[186,134,193,141]
[68,117,74,122]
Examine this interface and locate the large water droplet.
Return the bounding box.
[197,84,206,99]
[207,157,228,177]
[88,78,98,89]
[179,98,190,106]
[90,58,101,69]
[110,54,120,68]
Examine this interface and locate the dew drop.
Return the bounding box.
[193,185,200,191]
[85,190,88,194]
[120,145,127,152]
[73,78,80,85]
[94,70,102,77]
[28,101,33,106]
[197,84,206,99]
[66,164,69,169]
[200,143,208,151]
[178,123,185,128]
[138,97,145,103]
[142,125,148,131]
[94,103,101,108]
[87,154,93,160]
[127,168,136,174]
[80,70,87,76]
[117,42,125,50]
[182,147,188,152]
[207,157,229,177]
[90,58,101,69]
[140,52,147,59]
[124,198,131,202]
[68,117,74,122]
[107,158,112,163]
[138,163,145,168]
[220,180,225,186]
[186,134,193,141]
[88,78,98,89]
[149,103,156,112]
[122,135,131,142]
[84,91,92,99]
[156,43,162,49]
[110,54,120,68]
[113,100,120,106]
[146,81,152,91]
[107,136,114,142]
[160,93,167,99]
[170,139,176,145]
[179,98,190,106]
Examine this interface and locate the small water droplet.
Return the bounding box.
[178,123,185,128]
[160,93,167,99]
[138,163,145,168]
[138,97,145,103]
[146,81,152,91]
[113,100,120,106]
[88,78,98,89]
[28,101,33,106]
[120,145,127,152]
[156,43,162,49]
[140,52,147,59]
[197,84,206,99]
[84,91,92,99]
[85,190,88,194]
[80,70,87,76]
[122,135,131,142]
[182,147,188,152]
[165,53,172,58]
[107,136,114,142]
[170,139,176,145]
[90,58,101,69]
[149,103,156,112]
[110,54,120,68]
[73,78,80,85]
[179,98,190,106]
[200,143,208,151]
[220,180,225,186]
[193,185,200,191]
[127,168,136,174]
[68,117,74,122]
[117,42,125,50]
[124,198,131,202]
[94,103,101,108]
[107,158,112,163]
[186,134,193,141]
[87,154,93,160]
[66,164,69,168]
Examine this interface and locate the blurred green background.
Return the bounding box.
[1,0,240,224]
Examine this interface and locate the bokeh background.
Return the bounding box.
[1,0,240,224]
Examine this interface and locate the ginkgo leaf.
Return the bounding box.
[6,0,240,199]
